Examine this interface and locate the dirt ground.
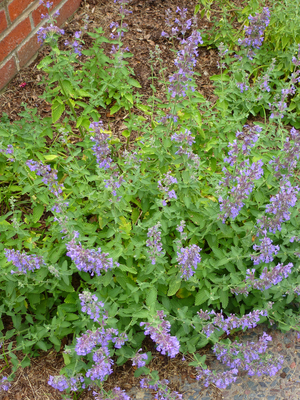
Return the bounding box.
[0,0,246,398]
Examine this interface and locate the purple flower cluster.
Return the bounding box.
[158,172,177,206]
[64,30,83,56]
[114,0,132,18]
[198,309,268,337]
[93,387,130,400]
[171,129,199,166]
[219,158,264,221]
[90,121,113,170]
[48,374,84,392]
[140,378,183,400]
[162,7,197,39]
[0,376,11,392]
[196,368,238,389]
[237,82,249,93]
[212,332,283,377]
[219,125,263,222]
[66,234,118,277]
[251,235,280,265]
[131,349,148,368]
[104,172,124,200]
[146,222,164,265]
[269,127,300,178]
[140,310,180,358]
[4,248,45,274]
[176,244,201,280]
[245,262,294,291]
[79,291,107,323]
[73,319,128,385]
[238,7,270,59]
[258,179,299,233]
[37,24,64,44]
[0,144,14,161]
[26,160,64,197]
[168,30,203,98]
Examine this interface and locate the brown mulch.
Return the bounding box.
[0,0,250,399]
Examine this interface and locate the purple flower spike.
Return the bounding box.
[140,310,180,358]
[79,291,107,323]
[146,222,164,265]
[66,233,118,277]
[177,244,201,280]
[131,349,148,368]
[5,249,45,274]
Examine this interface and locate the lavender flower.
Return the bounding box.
[238,7,270,59]
[0,376,11,392]
[37,24,64,44]
[212,332,283,377]
[86,355,113,381]
[140,377,183,400]
[269,127,300,178]
[219,158,264,221]
[64,31,83,56]
[26,160,64,197]
[48,375,69,392]
[90,121,112,170]
[171,129,199,166]
[237,82,249,93]
[201,309,268,338]
[5,249,45,274]
[131,349,148,368]
[93,387,130,400]
[146,222,164,265]
[140,310,180,358]
[79,291,107,323]
[176,244,201,280]
[251,235,280,265]
[66,234,118,277]
[245,263,294,290]
[196,368,238,389]
[168,30,203,98]
[158,172,178,206]
[258,179,299,233]
[104,172,124,200]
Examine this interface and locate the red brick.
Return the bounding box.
[8,0,35,22]
[0,9,7,34]
[0,17,31,63]
[17,33,40,68]
[32,0,62,27]
[0,56,17,90]
[55,0,81,27]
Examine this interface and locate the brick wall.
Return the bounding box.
[0,0,82,92]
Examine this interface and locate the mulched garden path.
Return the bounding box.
[1,0,300,399]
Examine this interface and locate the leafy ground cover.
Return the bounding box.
[1,0,300,399]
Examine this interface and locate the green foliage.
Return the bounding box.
[2,0,300,395]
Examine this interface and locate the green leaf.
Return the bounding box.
[63,353,71,365]
[219,289,229,309]
[210,74,230,82]
[43,154,59,161]
[36,340,48,351]
[167,279,181,296]
[110,104,121,115]
[128,78,142,88]
[125,93,133,104]
[195,290,209,306]
[146,287,157,309]
[122,129,131,138]
[32,204,44,223]
[52,100,65,123]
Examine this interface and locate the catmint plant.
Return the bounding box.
[238,7,270,59]
[140,311,180,358]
